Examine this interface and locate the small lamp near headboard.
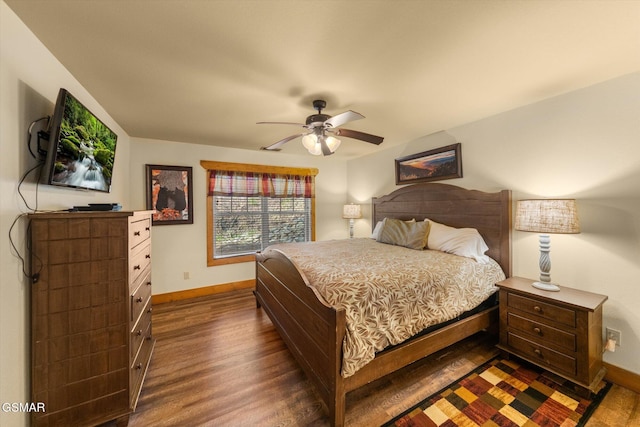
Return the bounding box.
[342,203,362,239]
[515,199,580,291]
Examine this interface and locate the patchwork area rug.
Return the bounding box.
[382,358,611,427]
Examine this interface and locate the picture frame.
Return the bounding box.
[395,143,462,185]
[145,164,193,225]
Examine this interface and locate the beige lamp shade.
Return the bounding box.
[515,199,580,234]
[342,204,362,219]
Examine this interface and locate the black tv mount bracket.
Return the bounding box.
[27,115,51,159]
[36,130,49,158]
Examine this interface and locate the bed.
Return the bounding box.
[254,183,511,426]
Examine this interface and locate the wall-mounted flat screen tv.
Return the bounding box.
[42,88,118,193]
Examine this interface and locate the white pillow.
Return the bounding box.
[371,220,384,239]
[425,219,490,263]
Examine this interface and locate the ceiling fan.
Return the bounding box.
[258,99,384,156]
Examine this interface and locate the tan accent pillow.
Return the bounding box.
[371,218,415,239]
[377,218,430,250]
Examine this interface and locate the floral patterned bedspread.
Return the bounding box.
[265,238,505,377]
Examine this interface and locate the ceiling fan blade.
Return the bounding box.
[324,110,364,128]
[334,128,384,145]
[261,133,308,151]
[256,121,307,127]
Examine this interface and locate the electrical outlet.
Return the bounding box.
[606,327,621,346]
[183,271,190,280]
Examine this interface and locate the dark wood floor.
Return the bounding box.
[128,289,640,426]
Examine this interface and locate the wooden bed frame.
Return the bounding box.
[254,183,511,426]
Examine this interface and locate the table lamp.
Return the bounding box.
[515,199,580,291]
[342,204,362,238]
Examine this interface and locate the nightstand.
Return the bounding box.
[496,276,608,395]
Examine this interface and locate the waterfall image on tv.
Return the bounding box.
[45,89,118,192]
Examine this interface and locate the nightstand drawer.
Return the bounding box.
[508,332,576,377]
[507,313,576,351]
[508,293,576,327]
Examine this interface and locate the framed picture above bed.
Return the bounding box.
[395,143,462,184]
[145,164,194,225]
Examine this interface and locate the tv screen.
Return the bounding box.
[42,88,118,192]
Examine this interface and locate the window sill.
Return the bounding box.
[207,253,256,267]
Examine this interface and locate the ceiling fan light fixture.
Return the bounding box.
[301,134,341,156]
[301,133,317,152]
[326,135,341,152]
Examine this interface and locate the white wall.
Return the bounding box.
[2,3,638,426]
[0,3,131,426]
[347,72,640,375]
[129,138,348,295]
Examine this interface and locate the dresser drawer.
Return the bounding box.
[130,300,153,361]
[130,241,151,285]
[130,216,151,250]
[130,329,154,406]
[131,270,152,323]
[508,293,576,327]
[507,332,576,377]
[507,313,576,351]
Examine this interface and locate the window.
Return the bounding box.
[201,161,318,266]
[213,196,311,257]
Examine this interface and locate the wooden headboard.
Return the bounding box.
[372,183,512,276]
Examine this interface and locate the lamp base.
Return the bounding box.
[532,281,560,292]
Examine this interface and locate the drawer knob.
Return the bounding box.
[145,227,150,231]
[134,265,141,270]
[137,329,143,336]
[533,327,542,335]
[146,254,151,259]
[533,348,542,357]
[136,297,143,303]
[147,307,153,313]
[134,231,141,236]
[533,306,542,313]
[146,281,152,286]
[136,363,142,370]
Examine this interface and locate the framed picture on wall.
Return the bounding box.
[145,164,193,225]
[395,143,462,185]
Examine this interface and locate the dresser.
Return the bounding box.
[496,276,607,395]
[29,210,155,426]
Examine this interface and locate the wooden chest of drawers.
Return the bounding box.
[29,211,154,426]
[128,212,155,410]
[497,276,608,395]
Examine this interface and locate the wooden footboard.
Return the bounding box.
[255,248,348,425]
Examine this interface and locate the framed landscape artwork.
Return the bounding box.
[146,164,193,225]
[395,143,462,185]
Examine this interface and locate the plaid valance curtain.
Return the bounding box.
[207,170,314,198]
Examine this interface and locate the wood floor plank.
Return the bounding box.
[125,289,639,426]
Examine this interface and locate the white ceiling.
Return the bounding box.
[6,0,640,158]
